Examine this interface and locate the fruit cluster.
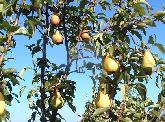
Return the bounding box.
[50,13,90,45]
[44,12,156,110]
[95,50,155,108]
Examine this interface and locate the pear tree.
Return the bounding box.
[0,0,164,122]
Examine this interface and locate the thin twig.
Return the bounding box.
[130,34,141,47]
[36,26,44,35]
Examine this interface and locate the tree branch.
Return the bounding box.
[36,26,44,35]
[63,3,71,74]
[40,2,49,122]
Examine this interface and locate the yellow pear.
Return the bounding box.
[102,56,119,73]
[0,92,5,115]
[51,13,60,26]
[80,30,90,42]
[51,91,64,109]
[142,50,155,75]
[96,91,111,108]
[0,54,4,65]
[52,30,63,44]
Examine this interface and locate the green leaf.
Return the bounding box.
[19,68,25,80]
[19,86,26,97]
[2,68,16,74]
[2,3,13,15]
[154,11,165,17]
[97,13,106,19]
[132,31,142,40]
[68,103,76,113]
[79,0,88,8]
[0,46,5,52]
[136,0,150,7]
[8,75,19,86]
[123,117,132,122]
[135,83,147,100]
[155,75,159,88]
[25,20,35,36]
[108,46,115,57]
[144,19,156,27]
[125,36,130,44]
[31,111,36,121]
[92,107,109,117]
[9,26,20,32]
[99,0,111,10]
[155,43,165,53]
[123,72,130,82]
[148,35,155,44]
[133,4,146,16]
[112,0,120,4]
[86,62,94,70]
[13,27,29,36]
[0,20,10,30]
[161,17,165,23]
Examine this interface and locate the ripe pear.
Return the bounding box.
[0,54,4,65]
[51,91,64,109]
[142,50,155,75]
[96,91,111,108]
[51,14,60,26]
[52,30,63,44]
[0,92,5,115]
[102,56,119,73]
[80,30,90,41]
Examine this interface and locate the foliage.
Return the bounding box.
[0,0,164,122]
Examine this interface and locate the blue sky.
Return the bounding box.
[3,0,165,122]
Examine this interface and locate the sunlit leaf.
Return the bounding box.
[133,4,146,16]
[92,107,109,117]
[154,43,165,53]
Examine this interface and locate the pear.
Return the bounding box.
[0,54,4,65]
[51,13,60,26]
[0,92,5,115]
[102,56,119,73]
[80,30,90,41]
[51,91,64,109]
[52,30,63,44]
[142,50,155,75]
[96,91,111,108]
